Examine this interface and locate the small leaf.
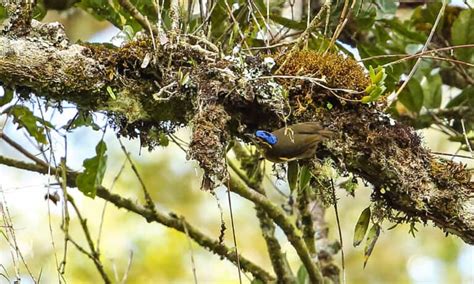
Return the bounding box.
[4,105,48,144]
[270,14,306,30]
[287,161,298,193]
[398,78,424,113]
[76,140,108,198]
[375,0,398,19]
[446,86,474,108]
[296,265,308,284]
[422,70,442,109]
[353,207,371,247]
[63,111,100,131]
[0,88,13,107]
[361,85,386,103]
[159,133,169,146]
[405,44,423,55]
[354,5,376,29]
[340,177,357,196]
[364,223,381,268]
[0,6,8,22]
[106,86,116,100]
[373,67,387,85]
[298,165,311,192]
[384,18,426,42]
[451,9,474,62]
[408,222,418,238]
[369,66,376,82]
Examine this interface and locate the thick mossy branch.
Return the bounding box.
[323,108,474,244]
[0,23,473,244]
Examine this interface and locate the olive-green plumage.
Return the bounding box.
[254,122,334,163]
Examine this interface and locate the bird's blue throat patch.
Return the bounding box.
[255,130,278,145]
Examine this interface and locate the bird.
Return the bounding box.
[248,122,334,163]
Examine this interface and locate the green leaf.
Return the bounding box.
[63,111,100,131]
[270,14,306,30]
[76,140,108,198]
[422,70,442,109]
[375,0,398,19]
[32,2,47,20]
[296,265,308,284]
[361,85,386,103]
[398,78,424,113]
[446,86,474,108]
[405,44,423,55]
[362,66,387,103]
[340,177,357,196]
[0,88,13,107]
[251,279,264,284]
[354,5,376,29]
[4,105,48,144]
[369,65,376,82]
[384,19,427,43]
[77,0,141,32]
[353,207,371,247]
[0,5,8,23]
[411,2,443,27]
[287,161,298,193]
[364,223,381,268]
[158,132,169,146]
[298,165,311,192]
[106,86,116,100]
[451,9,474,62]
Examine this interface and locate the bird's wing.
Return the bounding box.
[290,122,325,134]
[273,122,333,138]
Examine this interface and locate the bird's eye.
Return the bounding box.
[255,130,278,145]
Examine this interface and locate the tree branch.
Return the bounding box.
[228,173,324,284]
[0,23,473,245]
[227,156,296,283]
[0,155,275,282]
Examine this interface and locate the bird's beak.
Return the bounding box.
[244,133,257,144]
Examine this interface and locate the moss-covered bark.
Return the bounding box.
[0,19,473,246]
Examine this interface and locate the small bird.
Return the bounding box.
[248,122,334,163]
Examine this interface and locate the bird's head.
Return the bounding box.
[246,130,278,150]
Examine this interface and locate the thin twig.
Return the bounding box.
[222,0,253,54]
[35,97,68,281]
[330,178,345,284]
[68,195,112,283]
[326,0,356,52]
[0,131,49,167]
[120,251,134,284]
[276,0,330,73]
[431,151,474,160]
[117,0,159,35]
[359,44,474,64]
[255,74,363,102]
[0,193,37,282]
[460,119,474,158]
[226,179,243,284]
[0,156,276,282]
[118,138,156,212]
[388,0,447,106]
[228,170,323,283]
[182,218,199,284]
[227,156,295,283]
[97,158,128,252]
